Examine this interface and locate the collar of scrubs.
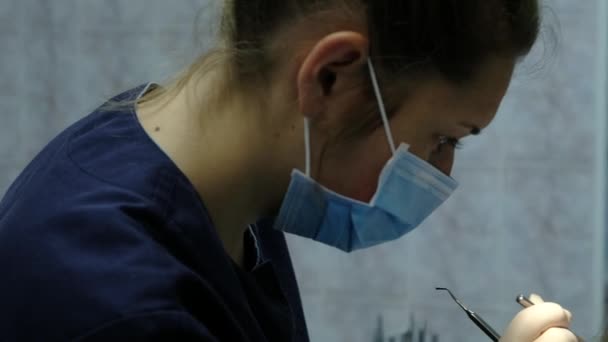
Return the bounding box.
[136,82,157,99]
[243,225,263,271]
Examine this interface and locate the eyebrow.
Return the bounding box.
[460,122,482,136]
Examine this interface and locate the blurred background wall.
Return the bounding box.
[1,1,605,341]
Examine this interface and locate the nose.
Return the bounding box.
[428,147,455,176]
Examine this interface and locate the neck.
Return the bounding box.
[136,69,295,265]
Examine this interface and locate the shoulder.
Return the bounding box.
[0,84,202,339]
[0,168,242,341]
[0,192,186,340]
[0,85,254,342]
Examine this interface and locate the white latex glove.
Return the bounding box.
[500,294,579,342]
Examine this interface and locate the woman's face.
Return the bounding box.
[316,57,516,202]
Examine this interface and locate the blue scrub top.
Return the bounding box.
[0,84,310,341]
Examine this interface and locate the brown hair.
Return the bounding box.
[224,0,540,84]
[137,0,541,124]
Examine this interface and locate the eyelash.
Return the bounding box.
[438,136,464,150]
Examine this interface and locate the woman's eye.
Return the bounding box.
[437,136,463,151]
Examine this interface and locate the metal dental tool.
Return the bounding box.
[515,294,535,308]
[436,287,500,341]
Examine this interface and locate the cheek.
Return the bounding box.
[350,177,380,202]
[347,154,388,202]
[320,128,393,203]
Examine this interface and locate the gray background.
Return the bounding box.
[1,1,605,341]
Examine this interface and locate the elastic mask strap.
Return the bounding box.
[367,59,397,154]
[304,118,312,176]
[303,59,393,177]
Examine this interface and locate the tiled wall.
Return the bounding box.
[0,0,216,195]
[1,1,605,341]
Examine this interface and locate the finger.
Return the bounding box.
[529,293,545,304]
[527,295,573,323]
[502,303,571,341]
[564,309,572,322]
[534,328,578,342]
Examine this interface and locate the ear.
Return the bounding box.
[297,31,369,118]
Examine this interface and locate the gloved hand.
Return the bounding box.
[500,294,579,342]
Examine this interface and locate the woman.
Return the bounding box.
[0,0,577,341]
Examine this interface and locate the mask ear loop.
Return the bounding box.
[367,59,397,154]
[305,59,392,177]
[304,118,312,177]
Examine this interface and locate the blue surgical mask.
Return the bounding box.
[274,59,458,252]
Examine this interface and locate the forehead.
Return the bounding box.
[431,57,515,128]
[457,58,516,128]
[385,57,516,131]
